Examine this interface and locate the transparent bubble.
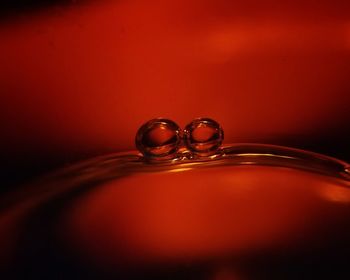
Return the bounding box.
[184,118,224,156]
[135,118,182,159]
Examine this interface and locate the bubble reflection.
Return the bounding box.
[135,118,182,159]
[184,118,224,156]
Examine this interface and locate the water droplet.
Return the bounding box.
[135,118,182,159]
[184,118,224,156]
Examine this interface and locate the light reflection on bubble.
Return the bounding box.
[184,118,224,156]
[135,118,182,159]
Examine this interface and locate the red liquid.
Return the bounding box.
[1,165,350,279]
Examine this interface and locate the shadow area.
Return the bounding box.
[0,0,90,21]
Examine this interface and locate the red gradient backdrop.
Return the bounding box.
[0,0,350,183]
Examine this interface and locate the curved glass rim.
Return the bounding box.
[1,143,349,210]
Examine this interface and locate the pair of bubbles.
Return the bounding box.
[135,118,224,160]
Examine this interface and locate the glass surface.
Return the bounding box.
[0,144,349,279]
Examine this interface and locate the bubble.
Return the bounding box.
[184,118,224,156]
[135,118,182,159]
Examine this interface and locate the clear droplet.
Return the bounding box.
[184,118,224,156]
[135,118,182,159]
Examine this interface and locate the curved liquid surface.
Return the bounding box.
[0,145,350,279]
